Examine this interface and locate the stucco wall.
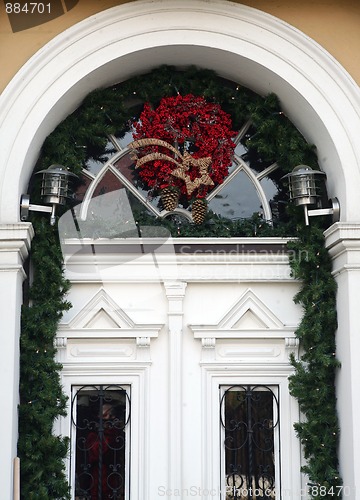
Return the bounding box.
[1,0,360,92]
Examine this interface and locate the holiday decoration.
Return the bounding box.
[20,66,341,498]
[129,137,214,198]
[171,155,213,196]
[288,225,342,495]
[130,94,236,204]
[191,198,208,224]
[160,186,180,211]
[19,219,71,499]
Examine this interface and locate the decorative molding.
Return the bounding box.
[0,224,34,281]
[164,280,187,494]
[325,223,360,275]
[55,337,67,349]
[60,237,295,283]
[217,345,281,359]
[0,223,34,243]
[62,288,135,329]
[136,337,151,348]
[136,337,151,362]
[218,289,284,329]
[58,288,163,339]
[190,289,296,340]
[69,343,134,358]
[56,328,161,339]
[202,338,216,349]
[285,337,300,359]
[164,281,187,319]
[62,237,292,255]
[193,329,296,340]
[0,223,34,264]
[164,280,187,298]
[201,337,216,362]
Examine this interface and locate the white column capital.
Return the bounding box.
[164,281,187,318]
[324,222,360,275]
[164,281,187,298]
[0,223,34,275]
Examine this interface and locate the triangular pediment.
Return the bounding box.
[218,289,284,330]
[231,309,268,329]
[84,308,120,329]
[190,289,285,336]
[65,288,135,330]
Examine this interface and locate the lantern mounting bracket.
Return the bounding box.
[20,194,54,222]
[306,197,340,225]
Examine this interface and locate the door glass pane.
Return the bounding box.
[113,153,162,210]
[72,385,130,500]
[86,141,119,175]
[208,170,263,219]
[220,385,280,499]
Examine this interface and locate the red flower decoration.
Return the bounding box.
[132,94,236,200]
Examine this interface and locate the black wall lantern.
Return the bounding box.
[282,165,340,225]
[20,165,78,225]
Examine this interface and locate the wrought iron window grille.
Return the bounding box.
[71,385,131,500]
[220,385,280,500]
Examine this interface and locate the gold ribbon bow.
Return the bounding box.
[129,138,213,195]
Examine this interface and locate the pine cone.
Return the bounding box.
[161,187,179,211]
[192,199,207,224]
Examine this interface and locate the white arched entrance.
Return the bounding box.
[1,0,360,222]
[1,1,360,498]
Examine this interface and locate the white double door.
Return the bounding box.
[62,280,301,500]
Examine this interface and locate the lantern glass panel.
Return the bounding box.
[41,173,69,205]
[284,166,326,207]
[289,173,317,206]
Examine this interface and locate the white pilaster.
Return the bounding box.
[325,223,360,498]
[164,281,187,494]
[0,224,34,500]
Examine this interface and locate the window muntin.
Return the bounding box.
[71,385,131,500]
[220,385,280,500]
[74,115,284,225]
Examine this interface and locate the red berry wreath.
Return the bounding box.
[130,93,236,201]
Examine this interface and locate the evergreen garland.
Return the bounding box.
[288,222,342,498]
[21,66,341,498]
[19,218,71,499]
[35,65,318,176]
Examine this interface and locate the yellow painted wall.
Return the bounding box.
[1,0,360,92]
[240,0,360,84]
